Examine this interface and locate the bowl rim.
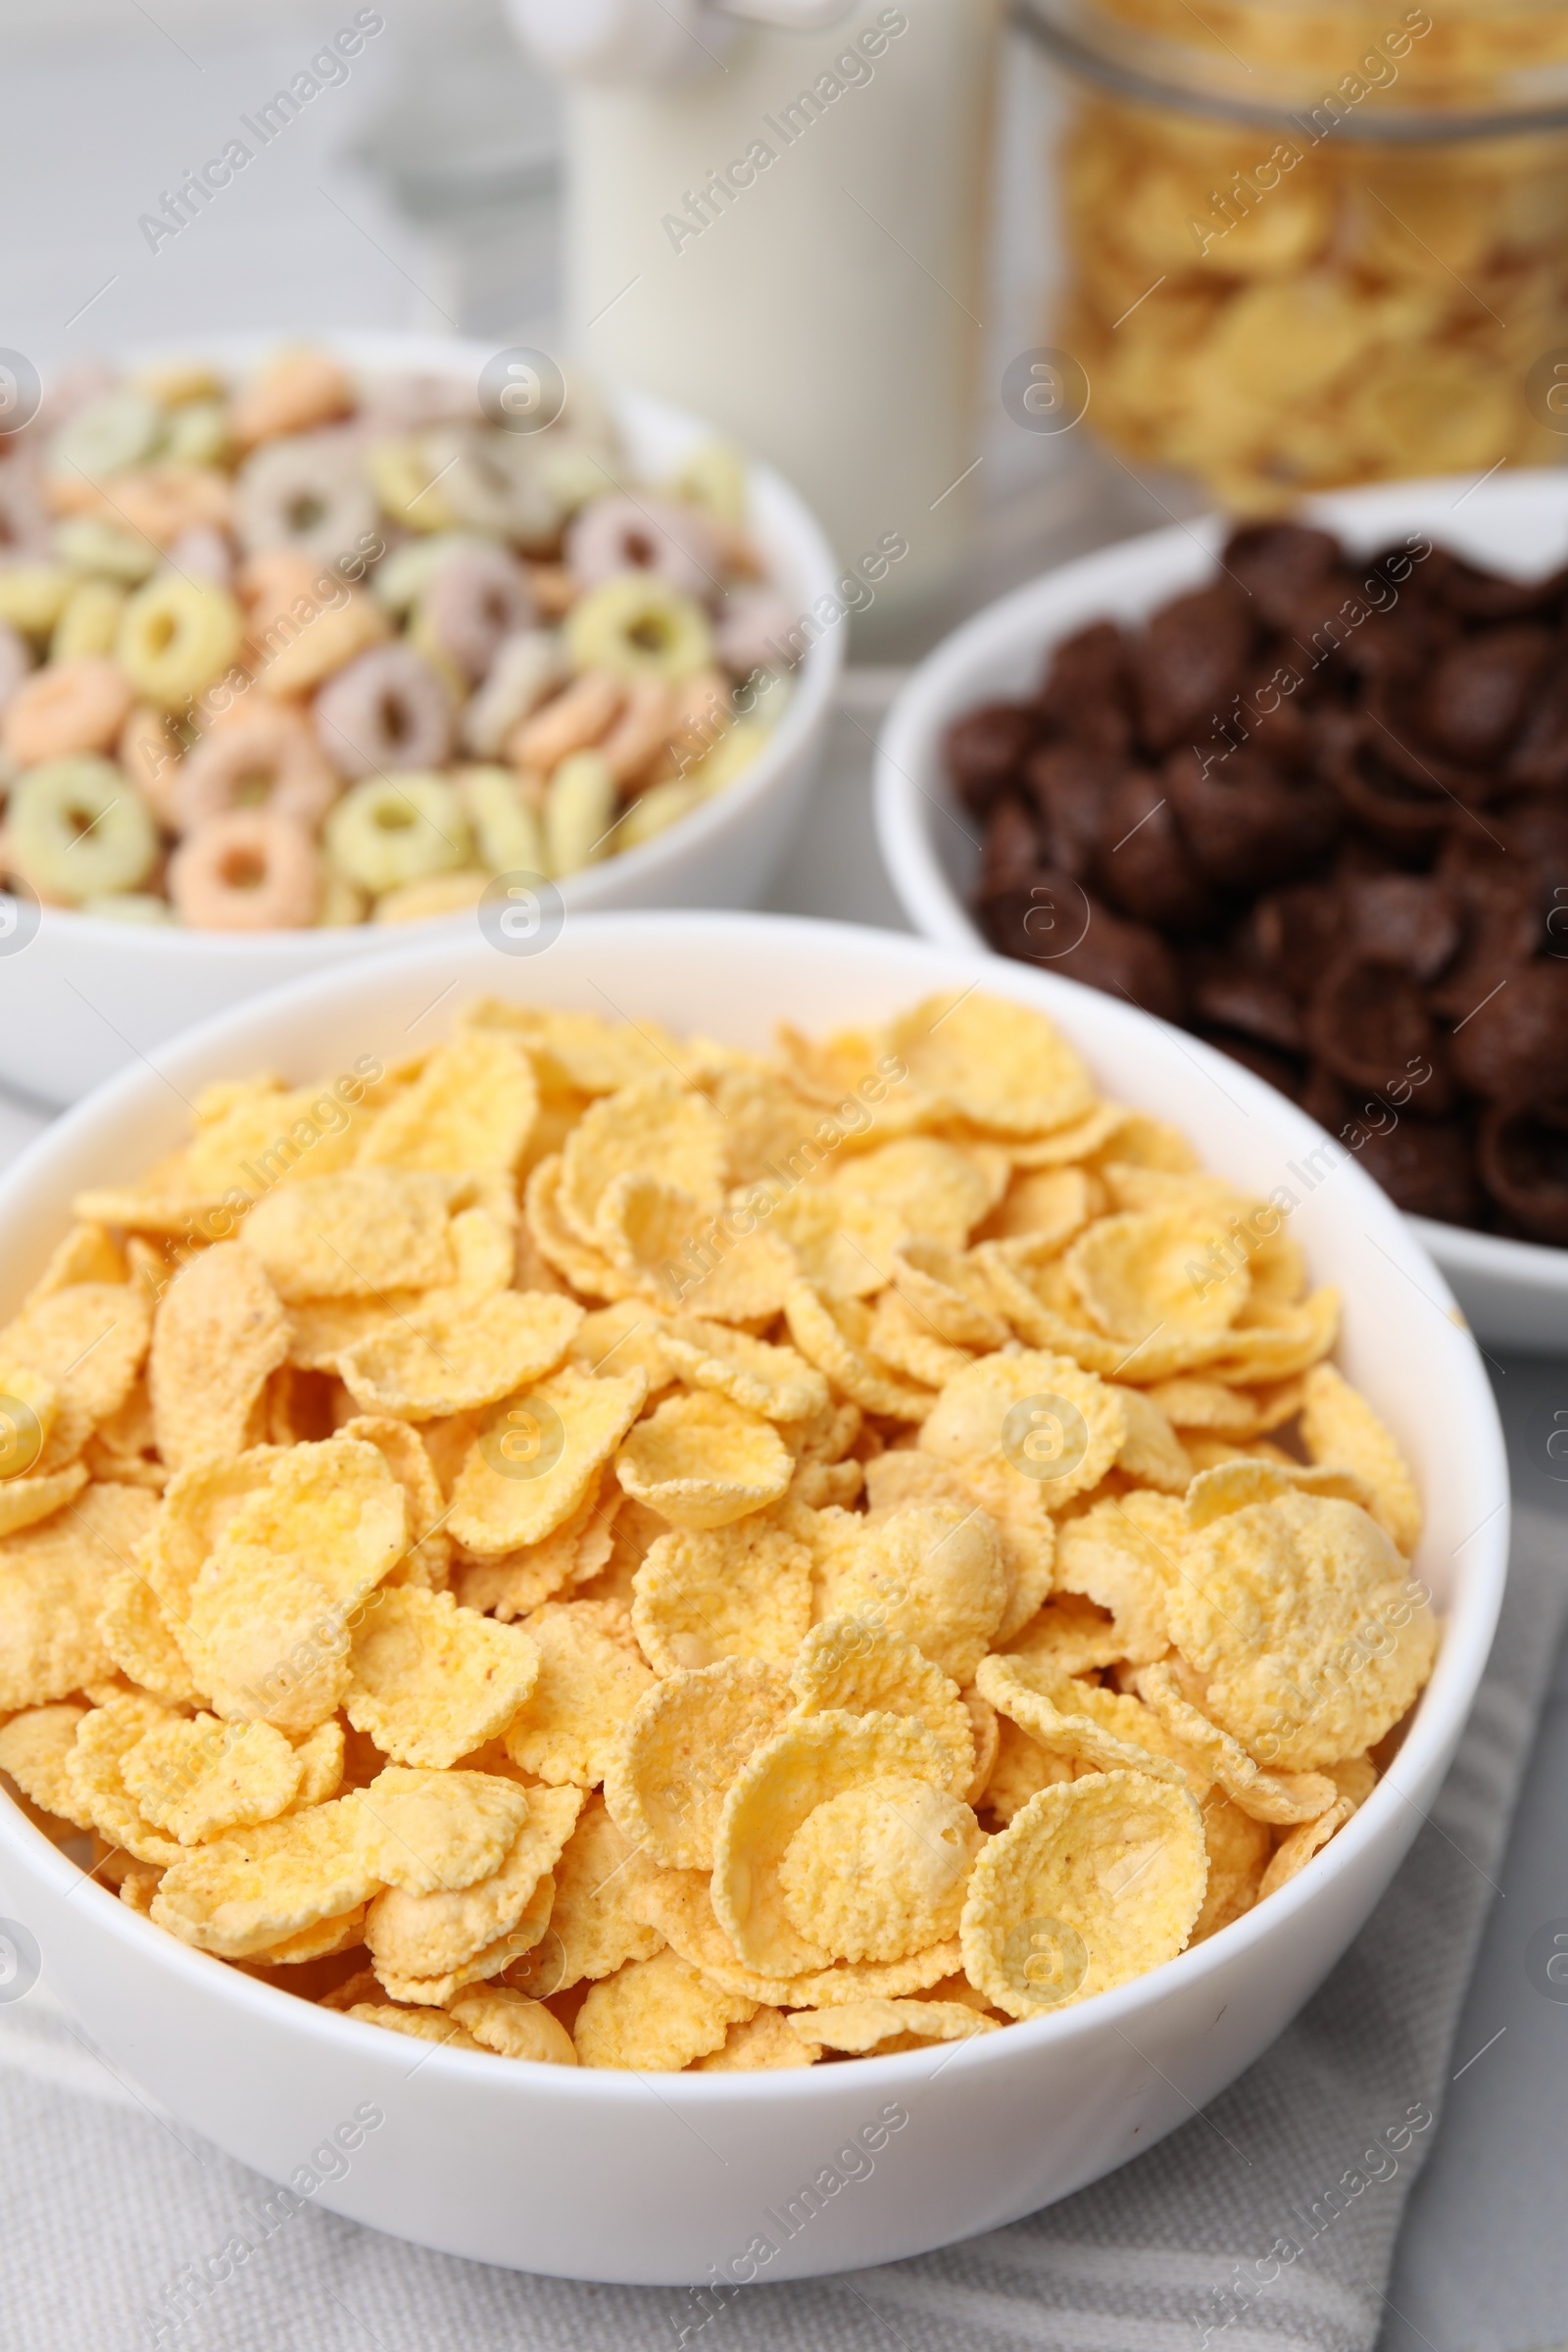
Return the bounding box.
[872,466,1568,1295]
[0,909,1510,2103]
[17,330,845,956]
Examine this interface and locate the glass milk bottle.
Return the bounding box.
[506,0,1004,614]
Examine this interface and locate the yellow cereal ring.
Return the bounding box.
[459,763,546,874]
[564,574,714,683]
[366,439,461,533]
[0,564,74,638]
[117,575,244,710]
[324,773,471,895]
[51,579,128,662]
[50,390,163,483]
[372,869,491,923]
[670,440,749,526]
[544,750,616,878]
[163,401,229,467]
[9,755,158,902]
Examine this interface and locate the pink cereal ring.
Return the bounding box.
[565,493,722,604]
[313,642,455,778]
[175,706,341,831]
[424,545,535,682]
[2,656,133,766]
[169,808,321,930]
[715,587,798,680]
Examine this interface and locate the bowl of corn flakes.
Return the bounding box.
[876,466,1568,1352]
[0,334,843,1105]
[0,911,1505,2281]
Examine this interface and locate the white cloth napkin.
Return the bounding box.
[2,1504,1558,2352]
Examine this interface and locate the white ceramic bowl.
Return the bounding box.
[874,471,1568,1356]
[0,333,842,1107]
[0,912,1507,2284]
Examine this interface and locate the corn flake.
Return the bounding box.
[243,1170,458,1302]
[448,1984,578,2063]
[357,1031,538,1175]
[148,1244,289,1473]
[632,1515,812,1676]
[574,1947,755,2072]
[448,1366,647,1557]
[336,1290,583,1423]
[345,1588,539,1767]
[615,1391,792,1530]
[604,1655,791,1869]
[503,1598,655,1786]
[1300,1363,1422,1556]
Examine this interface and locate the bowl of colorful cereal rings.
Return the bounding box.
[0,911,1505,2278]
[875,468,1568,1352]
[0,334,842,1103]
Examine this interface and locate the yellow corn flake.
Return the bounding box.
[985,1165,1100,1249]
[289,1719,344,1804]
[0,1481,160,1709]
[183,1079,368,1199]
[464,1000,685,1097]
[832,1139,999,1250]
[353,1764,531,1895]
[574,1947,756,2072]
[960,1685,1000,1806]
[919,1349,1126,1508]
[147,1243,289,1472]
[22,1223,126,1308]
[560,1078,726,1251]
[1258,1795,1356,1901]
[0,1362,59,1472]
[1143,1376,1261,1436]
[712,1710,952,1976]
[599,1173,798,1323]
[0,1282,152,1422]
[286,1293,422,1373]
[630,1863,961,2008]
[1185,1457,1373,1527]
[1132,1661,1338,1825]
[762,1188,903,1300]
[567,1300,676,1390]
[367,1783,582,1983]
[891,1240,1009,1349]
[118,1870,163,1917]
[339,1416,450,1592]
[980,1713,1074,1824]
[372,1870,558,2008]
[1200,1289,1341,1387]
[447,1365,647,1557]
[0,1462,89,1539]
[961,1768,1207,2017]
[0,1702,91,1826]
[243,1170,458,1302]
[1331,1751,1378,1809]
[776,1772,982,1963]
[1053,1493,1180,1666]
[336,1290,583,1423]
[787,1998,998,2054]
[214,1435,407,1607]
[448,1984,578,2063]
[976,1651,1189,1791]
[1300,1363,1422,1557]
[141,1447,283,1624]
[631,1516,813,1676]
[694,2007,816,2070]
[1114,1388,1193,1493]
[789,1617,974,1795]
[503,1598,655,1786]
[452,1472,616,1620]
[66,1692,186,1866]
[357,1031,538,1175]
[120,1712,302,1844]
[1166,1482,1438,1771]
[184,1544,353,1732]
[808,1500,1006,1689]
[862,1451,1054,1646]
[605,1656,791,1869]
[544,1793,665,1989]
[244,1906,369,1968]
[866,1293,974,1391]
[345,2002,483,2049]
[783,1283,934,1421]
[887,994,1096,1137]
[1192,1786,1272,1943]
[345,1587,540,1768]
[615,1391,792,1530]
[656,1316,828,1424]
[522,1156,638,1302]
[1066,1206,1254,1348]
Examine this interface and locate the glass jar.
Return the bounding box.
[1023,0,1568,509]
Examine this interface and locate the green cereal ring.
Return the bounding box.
[9,755,158,901]
[50,390,163,483]
[163,400,229,466]
[370,535,484,614]
[51,579,127,662]
[366,439,460,533]
[54,516,160,585]
[117,574,243,710]
[565,573,714,684]
[544,749,616,878]
[323,771,471,894]
[0,564,74,638]
[460,763,545,875]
